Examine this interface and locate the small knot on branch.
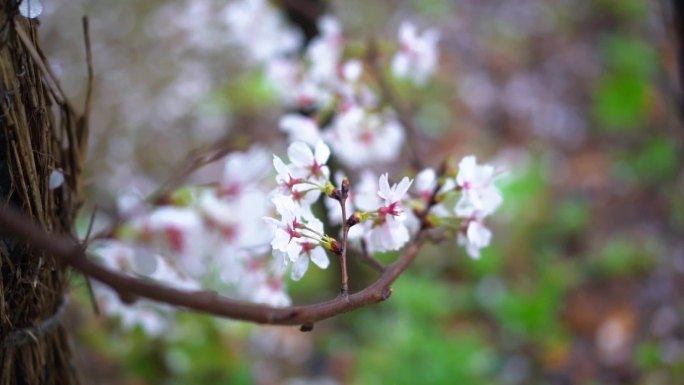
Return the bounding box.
[381,287,393,301]
[300,322,314,332]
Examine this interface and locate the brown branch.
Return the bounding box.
[0,205,426,327]
[338,178,350,295]
[366,38,424,170]
[78,16,93,162]
[146,136,248,204]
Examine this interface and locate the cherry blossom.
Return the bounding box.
[352,173,414,253]
[458,217,493,259]
[287,141,331,182]
[391,22,440,85]
[455,155,503,217]
[279,114,322,146]
[325,107,405,169]
[223,0,302,64]
[220,146,271,197]
[264,195,330,281]
[306,16,343,83]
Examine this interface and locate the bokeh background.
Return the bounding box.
[35,0,684,383]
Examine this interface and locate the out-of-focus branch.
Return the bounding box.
[146,136,249,204]
[366,38,424,170]
[670,0,684,121]
[0,204,431,329]
[356,239,386,272]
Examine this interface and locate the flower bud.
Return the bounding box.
[330,239,343,255]
[340,177,350,200]
[346,212,361,227]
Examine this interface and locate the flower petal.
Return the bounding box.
[288,142,314,168]
[310,247,329,269]
[291,254,309,281]
[314,140,331,165]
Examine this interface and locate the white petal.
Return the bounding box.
[291,254,309,281]
[314,140,331,165]
[310,247,329,269]
[343,60,363,81]
[457,155,477,185]
[377,173,391,201]
[467,221,492,248]
[286,241,302,263]
[288,142,314,167]
[454,196,476,218]
[415,168,436,192]
[280,115,321,146]
[394,177,413,200]
[273,155,289,178]
[391,54,410,78]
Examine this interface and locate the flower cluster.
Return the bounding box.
[265,141,334,281]
[222,0,440,170]
[84,1,504,335]
[420,156,503,259]
[342,172,414,253]
[90,147,292,316]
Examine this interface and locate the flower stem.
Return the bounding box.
[339,190,350,296]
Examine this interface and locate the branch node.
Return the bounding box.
[380,287,393,301]
[299,322,314,332]
[116,290,138,305]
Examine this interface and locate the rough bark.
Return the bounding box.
[0,3,83,384]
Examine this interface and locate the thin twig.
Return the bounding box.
[81,206,100,315]
[79,16,93,160]
[338,183,350,296]
[13,20,71,109]
[357,238,386,272]
[366,38,423,170]
[146,137,246,204]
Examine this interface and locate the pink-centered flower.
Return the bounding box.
[287,140,331,181]
[264,194,305,262]
[458,217,492,259]
[264,194,330,281]
[363,174,414,253]
[391,22,439,85]
[377,173,413,220]
[221,147,271,198]
[325,107,404,169]
[455,155,502,217]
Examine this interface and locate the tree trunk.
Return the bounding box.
[0,4,83,384]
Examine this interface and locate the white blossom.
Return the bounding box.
[458,218,492,259]
[391,22,440,85]
[287,141,331,182]
[306,16,343,82]
[455,155,503,217]
[221,147,271,196]
[279,115,322,146]
[223,0,302,64]
[360,174,414,253]
[264,195,330,281]
[325,107,404,169]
